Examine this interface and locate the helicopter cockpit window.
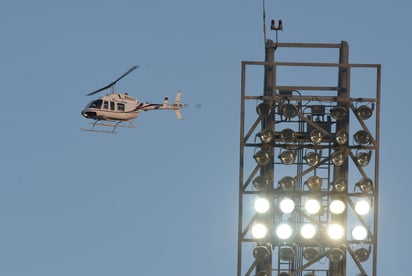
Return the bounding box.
[88,99,103,109]
[117,103,125,111]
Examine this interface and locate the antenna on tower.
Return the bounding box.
[262,0,267,45]
[270,19,283,50]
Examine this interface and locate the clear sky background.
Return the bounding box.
[1,0,410,275]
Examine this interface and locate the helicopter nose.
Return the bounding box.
[81,110,97,119]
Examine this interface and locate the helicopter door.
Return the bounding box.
[103,101,108,110]
[110,101,115,111]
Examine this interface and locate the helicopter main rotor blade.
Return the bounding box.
[86,65,139,96]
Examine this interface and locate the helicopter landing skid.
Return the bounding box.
[81,120,137,134]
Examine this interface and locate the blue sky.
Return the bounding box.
[1,0,411,275]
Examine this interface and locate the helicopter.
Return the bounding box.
[81,65,185,133]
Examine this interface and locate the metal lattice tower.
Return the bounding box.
[237,40,381,276]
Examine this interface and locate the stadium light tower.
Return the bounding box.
[237,37,381,276]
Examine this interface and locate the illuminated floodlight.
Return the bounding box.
[256,103,273,117]
[300,223,317,239]
[253,244,271,261]
[355,199,371,216]
[279,198,295,214]
[303,247,321,262]
[305,176,322,191]
[259,129,275,144]
[279,150,296,165]
[335,130,348,145]
[304,198,321,215]
[304,151,321,167]
[357,151,372,167]
[352,225,368,240]
[276,223,293,240]
[356,105,373,120]
[354,130,372,145]
[328,224,344,240]
[330,107,347,120]
[333,178,347,192]
[280,128,296,143]
[254,149,271,166]
[252,223,269,239]
[354,247,370,262]
[279,103,298,119]
[329,199,346,214]
[279,245,295,261]
[355,178,373,193]
[310,129,323,145]
[327,248,345,262]
[331,150,345,166]
[254,197,270,214]
[279,176,296,191]
[253,175,271,190]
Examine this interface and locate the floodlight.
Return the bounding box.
[300,223,317,239]
[259,129,275,144]
[331,150,345,166]
[304,151,321,167]
[280,128,296,143]
[276,223,293,240]
[254,197,270,214]
[278,272,291,276]
[303,247,321,262]
[253,244,271,261]
[352,225,368,240]
[304,198,321,215]
[354,247,370,262]
[256,271,269,276]
[278,150,296,165]
[327,248,345,262]
[329,198,346,214]
[354,130,372,145]
[355,178,373,193]
[252,223,269,239]
[279,176,296,191]
[356,151,372,167]
[356,105,373,120]
[333,177,347,192]
[279,198,295,214]
[304,273,316,276]
[253,175,271,190]
[310,129,323,145]
[279,245,295,261]
[256,103,273,117]
[330,107,347,120]
[328,224,344,240]
[305,176,322,191]
[279,103,298,119]
[254,149,271,166]
[335,130,348,145]
[355,199,371,216]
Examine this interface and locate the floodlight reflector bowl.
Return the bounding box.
[355,199,371,216]
[304,198,321,215]
[357,151,372,167]
[300,223,317,239]
[331,151,345,166]
[328,248,345,262]
[356,105,373,120]
[279,246,295,261]
[254,197,270,214]
[260,129,275,144]
[354,130,372,145]
[252,223,268,239]
[254,150,271,166]
[354,247,370,262]
[279,103,298,119]
[305,176,322,191]
[330,107,347,120]
[279,198,295,214]
[333,178,347,192]
[280,128,296,143]
[356,178,373,193]
[305,151,321,167]
[310,129,323,144]
[328,224,344,240]
[256,103,273,117]
[279,150,296,165]
[253,244,271,261]
[329,199,346,214]
[279,176,296,191]
[253,175,271,190]
[303,247,321,262]
[335,130,348,145]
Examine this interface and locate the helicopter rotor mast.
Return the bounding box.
[86,65,139,96]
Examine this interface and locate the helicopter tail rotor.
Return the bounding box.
[86,65,139,96]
